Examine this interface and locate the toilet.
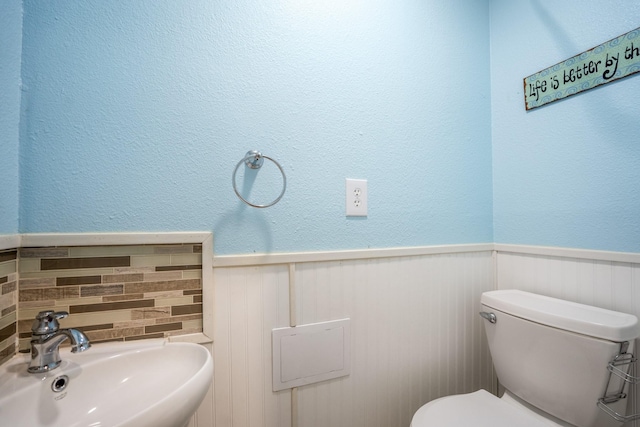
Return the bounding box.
[411,290,640,427]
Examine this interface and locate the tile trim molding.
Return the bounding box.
[0,235,20,252]
[21,232,212,248]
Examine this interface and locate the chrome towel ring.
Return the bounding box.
[232,150,287,208]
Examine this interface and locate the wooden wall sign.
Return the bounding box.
[524,27,640,110]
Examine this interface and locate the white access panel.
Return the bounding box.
[272,318,351,391]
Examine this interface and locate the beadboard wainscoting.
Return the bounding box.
[495,245,640,427]
[212,247,496,427]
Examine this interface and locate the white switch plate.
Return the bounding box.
[346,179,367,217]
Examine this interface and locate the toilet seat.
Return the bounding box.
[410,390,560,427]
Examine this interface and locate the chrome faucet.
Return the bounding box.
[28,310,91,373]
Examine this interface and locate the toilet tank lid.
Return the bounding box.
[481,290,640,342]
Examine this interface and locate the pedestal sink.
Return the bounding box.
[0,339,213,427]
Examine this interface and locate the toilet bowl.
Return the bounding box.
[411,389,567,427]
[410,290,640,427]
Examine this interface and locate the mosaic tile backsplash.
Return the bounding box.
[16,244,203,353]
[0,250,18,365]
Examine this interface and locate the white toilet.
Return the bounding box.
[411,290,640,427]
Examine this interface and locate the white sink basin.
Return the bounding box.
[0,339,213,427]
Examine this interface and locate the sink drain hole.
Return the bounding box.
[51,375,69,393]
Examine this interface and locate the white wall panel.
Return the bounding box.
[187,342,215,427]
[212,250,495,427]
[496,251,640,427]
[496,252,640,313]
[212,265,292,427]
[294,252,496,427]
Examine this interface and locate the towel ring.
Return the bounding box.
[232,151,287,208]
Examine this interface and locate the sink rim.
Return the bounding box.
[0,338,210,390]
[0,338,213,427]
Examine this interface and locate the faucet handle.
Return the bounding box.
[32,310,69,335]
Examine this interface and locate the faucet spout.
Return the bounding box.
[64,328,91,353]
[27,310,91,374]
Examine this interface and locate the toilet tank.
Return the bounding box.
[481,290,640,427]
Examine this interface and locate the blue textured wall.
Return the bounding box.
[0,0,22,234]
[491,1,640,253]
[18,0,493,254]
